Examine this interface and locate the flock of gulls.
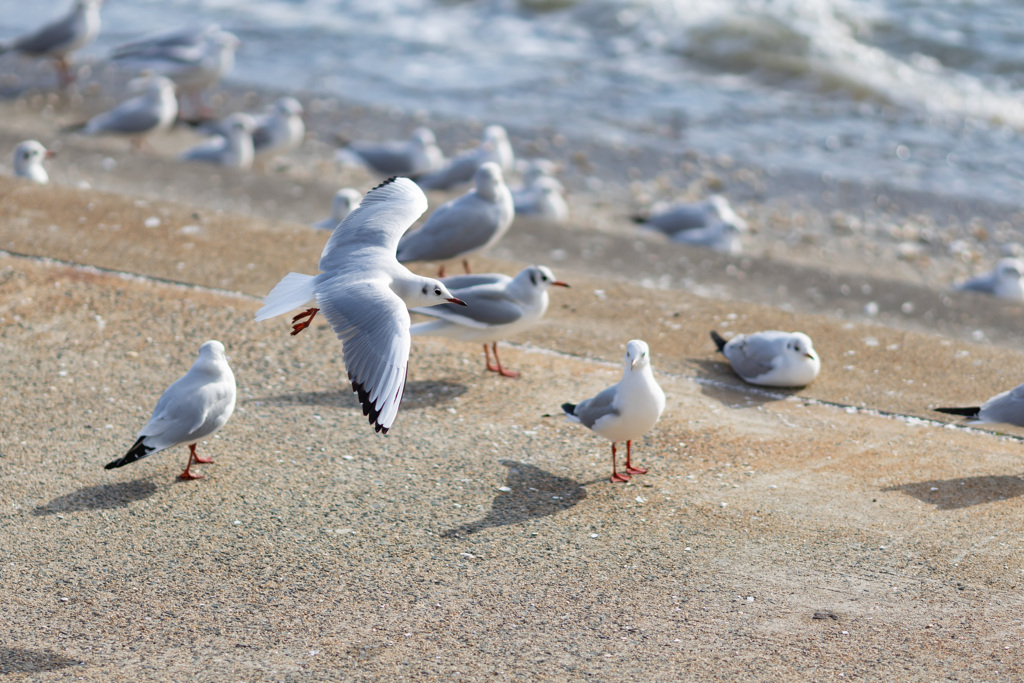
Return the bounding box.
[5,1,1024,485]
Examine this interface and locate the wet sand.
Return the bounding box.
[2,82,1024,680]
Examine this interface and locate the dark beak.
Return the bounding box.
[447,297,468,306]
[551,280,569,287]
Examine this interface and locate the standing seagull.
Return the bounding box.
[69,75,178,144]
[396,162,514,275]
[634,194,747,254]
[414,125,514,191]
[562,340,666,483]
[13,140,55,185]
[934,381,1024,428]
[313,188,363,230]
[338,127,444,177]
[252,97,305,163]
[179,112,255,169]
[954,258,1024,301]
[105,340,236,480]
[710,330,820,387]
[255,177,467,434]
[110,25,238,120]
[0,0,102,87]
[410,265,569,378]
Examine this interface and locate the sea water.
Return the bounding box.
[4,0,1024,205]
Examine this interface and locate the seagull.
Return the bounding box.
[954,258,1024,301]
[68,75,177,144]
[396,162,514,275]
[934,381,1024,428]
[410,265,569,378]
[252,97,305,163]
[414,125,514,191]
[255,177,468,434]
[110,24,239,120]
[0,0,102,87]
[179,112,255,169]
[634,194,747,254]
[105,340,236,480]
[710,330,820,387]
[12,140,55,185]
[562,340,666,483]
[313,188,363,230]
[338,127,444,177]
[513,175,569,222]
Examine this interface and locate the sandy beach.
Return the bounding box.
[3,76,1024,681]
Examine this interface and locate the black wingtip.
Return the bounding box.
[934,406,981,418]
[710,330,727,353]
[370,176,400,192]
[561,402,577,416]
[631,214,648,224]
[351,375,385,433]
[104,436,154,469]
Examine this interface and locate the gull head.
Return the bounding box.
[13,140,54,184]
[626,339,651,371]
[411,127,437,147]
[223,112,256,136]
[474,161,506,199]
[786,332,818,362]
[330,188,362,222]
[520,265,569,291]
[483,125,509,145]
[996,257,1024,282]
[708,195,748,232]
[274,97,303,118]
[411,278,467,308]
[198,340,227,360]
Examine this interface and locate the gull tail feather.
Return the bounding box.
[710,330,728,353]
[255,272,316,321]
[105,436,155,469]
[934,406,981,418]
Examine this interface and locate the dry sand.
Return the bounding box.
[2,92,1024,680]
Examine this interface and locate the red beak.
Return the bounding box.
[551,280,569,287]
[447,297,468,306]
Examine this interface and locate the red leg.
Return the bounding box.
[610,443,629,483]
[55,57,72,88]
[485,342,519,378]
[193,446,214,464]
[462,259,472,274]
[291,307,319,335]
[438,265,447,278]
[178,444,204,480]
[624,439,647,475]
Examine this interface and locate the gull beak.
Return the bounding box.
[630,357,639,370]
[447,297,468,307]
[805,353,816,360]
[551,280,570,288]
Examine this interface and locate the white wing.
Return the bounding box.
[319,177,428,271]
[316,276,412,433]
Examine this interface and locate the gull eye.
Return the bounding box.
[435,287,441,296]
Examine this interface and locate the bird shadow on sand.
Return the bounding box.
[690,359,804,408]
[882,474,1024,510]
[441,460,587,538]
[254,380,467,411]
[0,647,82,674]
[31,479,159,517]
